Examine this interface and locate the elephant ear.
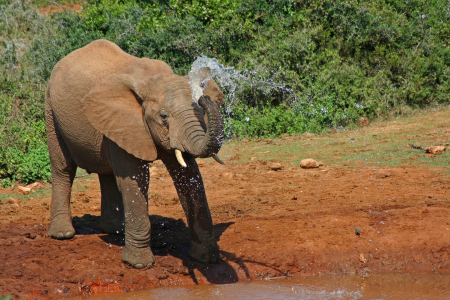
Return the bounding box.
[81,73,158,162]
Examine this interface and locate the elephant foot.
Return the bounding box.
[121,246,155,269]
[48,215,75,239]
[100,219,125,234]
[189,241,220,264]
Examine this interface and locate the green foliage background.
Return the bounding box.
[0,0,449,183]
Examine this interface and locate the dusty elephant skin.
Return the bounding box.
[45,40,224,268]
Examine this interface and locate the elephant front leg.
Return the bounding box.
[162,153,220,264]
[109,142,154,268]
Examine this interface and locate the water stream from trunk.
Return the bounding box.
[188,56,294,111]
[188,56,296,138]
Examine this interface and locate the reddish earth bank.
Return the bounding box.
[38,4,83,16]
[1,158,450,299]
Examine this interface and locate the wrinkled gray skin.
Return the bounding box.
[46,40,224,268]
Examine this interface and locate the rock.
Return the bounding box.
[25,182,40,189]
[359,253,365,263]
[357,117,369,126]
[6,197,19,206]
[300,159,321,169]
[376,173,389,179]
[222,172,234,179]
[425,146,446,154]
[18,186,31,194]
[269,162,282,171]
[24,232,37,239]
[17,182,41,194]
[409,143,424,150]
[196,159,205,166]
[90,205,100,212]
[251,157,256,161]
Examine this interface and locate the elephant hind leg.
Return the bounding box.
[48,165,77,240]
[46,102,77,239]
[99,174,125,234]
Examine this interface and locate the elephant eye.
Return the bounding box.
[160,113,168,120]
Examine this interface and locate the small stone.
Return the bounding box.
[90,205,100,212]
[197,159,205,166]
[300,159,321,169]
[222,172,234,179]
[269,162,282,171]
[425,146,446,154]
[6,197,19,206]
[409,143,424,150]
[24,232,37,239]
[251,157,256,161]
[18,186,31,194]
[18,182,41,194]
[25,182,40,190]
[357,117,369,126]
[376,173,389,179]
[359,253,365,263]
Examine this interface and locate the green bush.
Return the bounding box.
[0,0,51,183]
[1,178,13,188]
[0,75,50,182]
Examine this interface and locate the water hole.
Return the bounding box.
[75,273,450,300]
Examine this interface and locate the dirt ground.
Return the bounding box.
[1,149,449,299]
[37,4,83,16]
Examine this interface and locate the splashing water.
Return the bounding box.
[189,57,232,100]
[188,56,295,115]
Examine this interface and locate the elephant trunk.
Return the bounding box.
[185,95,224,159]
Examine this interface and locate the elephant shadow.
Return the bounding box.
[72,214,238,284]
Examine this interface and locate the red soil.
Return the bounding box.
[1,156,449,299]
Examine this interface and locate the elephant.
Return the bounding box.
[45,39,225,268]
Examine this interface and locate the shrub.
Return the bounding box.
[0,0,52,183]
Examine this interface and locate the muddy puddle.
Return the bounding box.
[74,274,450,300]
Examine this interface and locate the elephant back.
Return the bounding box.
[46,40,138,172]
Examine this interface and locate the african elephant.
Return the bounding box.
[46,39,225,268]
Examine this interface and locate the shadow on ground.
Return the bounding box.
[72,214,239,284]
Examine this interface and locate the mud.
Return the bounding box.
[1,152,450,299]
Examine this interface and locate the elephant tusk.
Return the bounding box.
[212,154,225,164]
[175,149,187,168]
